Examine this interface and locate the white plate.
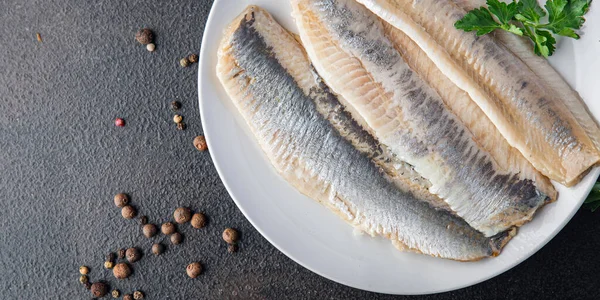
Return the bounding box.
[198,0,600,295]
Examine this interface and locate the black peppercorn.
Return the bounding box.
[84,282,92,290]
[107,252,116,262]
[176,122,186,130]
[228,244,238,253]
[135,28,153,45]
[118,248,126,259]
[139,215,148,225]
[171,101,181,110]
[123,294,133,300]
[188,53,199,63]
[126,247,141,263]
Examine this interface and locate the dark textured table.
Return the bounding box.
[1,0,599,299]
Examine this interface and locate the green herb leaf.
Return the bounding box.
[455,7,503,35]
[545,0,591,38]
[515,0,546,23]
[488,0,520,23]
[530,29,557,56]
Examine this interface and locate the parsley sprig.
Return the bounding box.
[584,181,600,212]
[455,0,592,57]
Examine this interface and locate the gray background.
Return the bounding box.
[0,0,598,299]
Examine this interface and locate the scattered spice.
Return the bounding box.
[113,193,130,207]
[112,289,121,298]
[107,252,116,262]
[151,243,164,255]
[121,205,137,219]
[171,101,181,110]
[133,290,144,299]
[193,136,208,152]
[113,263,132,279]
[188,53,199,63]
[179,57,190,67]
[104,261,114,269]
[79,266,89,275]
[146,43,155,52]
[135,28,154,45]
[118,248,126,259]
[79,275,89,284]
[36,33,42,42]
[191,213,207,228]
[142,224,158,238]
[222,228,239,244]
[186,262,203,278]
[139,215,148,225]
[126,248,141,263]
[161,222,176,235]
[123,294,133,300]
[174,207,192,224]
[173,114,183,124]
[91,282,108,297]
[84,282,92,290]
[171,232,183,245]
[228,244,238,253]
[115,118,126,127]
[177,122,186,130]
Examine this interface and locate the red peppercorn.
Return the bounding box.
[115,118,125,127]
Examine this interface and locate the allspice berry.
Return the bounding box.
[151,243,164,255]
[79,275,89,284]
[112,289,121,298]
[142,224,158,238]
[135,28,153,45]
[133,290,144,299]
[191,213,207,228]
[79,266,89,275]
[186,262,202,278]
[193,136,208,152]
[174,207,192,224]
[118,248,126,259]
[222,228,239,244]
[188,53,199,63]
[161,222,176,235]
[91,282,108,297]
[121,205,137,219]
[171,232,183,245]
[114,193,129,207]
[126,247,141,263]
[123,294,133,300]
[113,263,132,279]
[228,244,238,253]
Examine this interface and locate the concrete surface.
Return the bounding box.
[0,0,599,299]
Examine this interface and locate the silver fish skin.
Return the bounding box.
[217,5,511,260]
[356,0,600,186]
[291,0,550,237]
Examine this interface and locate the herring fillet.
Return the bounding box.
[291,0,550,237]
[217,5,511,260]
[356,0,600,186]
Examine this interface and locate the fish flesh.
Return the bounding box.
[291,0,553,236]
[217,5,512,260]
[355,0,600,186]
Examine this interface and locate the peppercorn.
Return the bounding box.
[91,282,108,297]
[173,114,183,124]
[222,228,239,244]
[135,28,153,45]
[113,263,132,279]
[142,224,158,238]
[118,248,126,259]
[112,289,121,298]
[126,247,141,263]
[146,43,155,52]
[188,53,199,63]
[193,136,208,152]
[139,215,148,225]
[186,262,202,278]
[171,232,183,245]
[113,193,129,208]
[174,207,192,224]
[79,266,89,275]
[133,290,144,299]
[107,252,116,262]
[161,222,176,235]
[171,101,181,111]
[115,118,126,127]
[151,243,164,255]
[176,122,186,130]
[228,244,238,253]
[191,213,207,228]
[79,275,89,284]
[121,205,137,219]
[84,282,92,290]
[104,261,114,269]
[180,57,190,67]
[123,294,133,300]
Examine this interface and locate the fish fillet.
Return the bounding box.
[291,0,551,236]
[217,5,512,260]
[356,0,600,186]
